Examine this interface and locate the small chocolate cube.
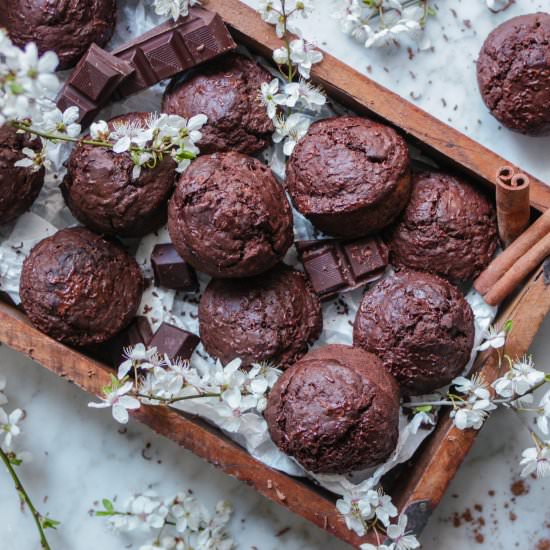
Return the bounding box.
[151,244,199,292]
[149,323,200,362]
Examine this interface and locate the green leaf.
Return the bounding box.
[503,319,513,333]
[9,457,22,466]
[414,405,433,413]
[545,373,550,383]
[95,511,114,517]
[427,6,437,17]
[42,517,60,530]
[102,498,114,512]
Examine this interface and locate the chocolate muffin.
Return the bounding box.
[199,265,323,369]
[162,54,274,155]
[20,227,143,347]
[265,344,400,474]
[285,116,411,238]
[168,152,293,278]
[0,0,117,70]
[0,125,45,226]
[388,170,498,282]
[62,113,176,238]
[477,13,550,135]
[353,270,474,395]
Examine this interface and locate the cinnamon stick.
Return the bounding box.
[483,231,550,306]
[474,207,550,296]
[496,169,531,247]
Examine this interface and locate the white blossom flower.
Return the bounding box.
[40,106,81,138]
[283,80,326,110]
[153,0,200,21]
[259,79,285,119]
[273,112,311,155]
[88,381,141,424]
[16,42,59,96]
[169,493,205,533]
[258,0,286,37]
[492,356,545,398]
[14,147,48,173]
[90,120,110,141]
[451,399,496,430]
[0,407,23,449]
[110,119,153,153]
[287,39,323,79]
[475,325,506,351]
[118,344,159,379]
[386,514,420,550]
[519,445,550,479]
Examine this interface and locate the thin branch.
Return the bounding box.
[0,447,53,550]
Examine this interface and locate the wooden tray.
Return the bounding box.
[1,1,550,547]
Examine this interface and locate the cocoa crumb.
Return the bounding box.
[475,533,484,544]
[509,511,517,521]
[462,508,473,522]
[488,490,495,497]
[537,540,550,550]
[474,504,482,512]
[276,527,291,537]
[511,480,529,496]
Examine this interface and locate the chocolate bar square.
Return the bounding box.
[149,323,200,362]
[151,243,199,292]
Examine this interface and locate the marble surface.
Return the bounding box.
[2,1,550,549]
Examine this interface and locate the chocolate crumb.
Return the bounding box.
[511,480,529,496]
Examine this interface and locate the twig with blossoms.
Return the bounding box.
[335,0,435,50]
[0,31,207,179]
[95,490,234,550]
[88,344,280,433]
[402,321,550,481]
[0,375,60,550]
[257,0,327,156]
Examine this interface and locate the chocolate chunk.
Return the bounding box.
[296,237,389,300]
[149,323,200,362]
[112,7,236,99]
[100,316,154,368]
[151,243,199,292]
[56,44,134,127]
[0,290,16,308]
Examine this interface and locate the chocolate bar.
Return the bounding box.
[98,316,154,368]
[111,7,236,98]
[296,237,389,300]
[149,323,200,362]
[151,243,199,292]
[56,44,134,127]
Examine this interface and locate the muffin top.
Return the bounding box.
[388,170,498,282]
[353,269,474,395]
[477,12,550,135]
[0,124,45,226]
[0,0,117,70]
[162,54,274,154]
[62,113,176,238]
[168,152,293,278]
[199,264,323,369]
[265,344,400,474]
[285,116,410,217]
[20,227,143,346]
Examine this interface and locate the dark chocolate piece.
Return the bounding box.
[0,290,16,308]
[149,323,200,362]
[295,237,389,300]
[112,7,236,98]
[101,316,153,368]
[56,44,134,127]
[151,244,199,292]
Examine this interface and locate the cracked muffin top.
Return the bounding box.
[285,116,411,238]
[168,151,293,278]
[388,170,498,282]
[265,344,400,474]
[477,12,550,135]
[62,113,177,238]
[353,269,474,396]
[199,264,323,369]
[162,54,274,154]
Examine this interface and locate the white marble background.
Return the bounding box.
[2,1,550,549]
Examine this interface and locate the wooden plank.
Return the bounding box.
[207,0,550,213]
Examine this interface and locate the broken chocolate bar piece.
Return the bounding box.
[100,316,154,368]
[151,243,199,292]
[111,7,236,98]
[56,44,134,127]
[296,237,389,300]
[149,323,200,362]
